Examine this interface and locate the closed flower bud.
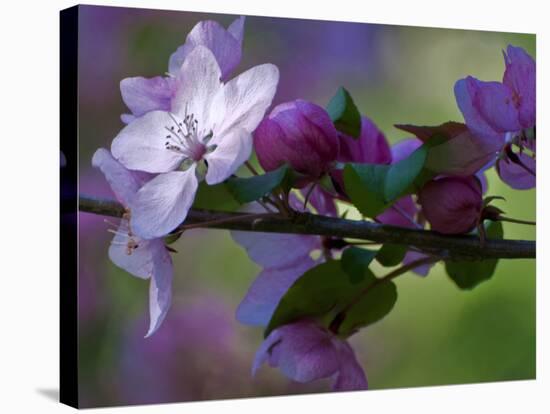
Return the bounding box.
[254,100,340,179]
[418,176,482,234]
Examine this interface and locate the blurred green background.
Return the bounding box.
[76,5,535,407]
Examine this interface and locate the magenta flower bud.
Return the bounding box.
[418,176,483,234]
[254,99,340,179]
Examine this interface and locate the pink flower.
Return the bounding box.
[120,16,245,122]
[418,176,483,235]
[112,47,279,239]
[253,320,368,391]
[454,45,535,189]
[92,148,173,337]
[232,187,336,326]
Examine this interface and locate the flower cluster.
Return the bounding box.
[91,16,535,394]
[455,45,536,189]
[93,17,278,337]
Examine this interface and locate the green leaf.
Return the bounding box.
[192,182,240,211]
[266,248,397,338]
[338,274,397,336]
[343,146,427,217]
[266,260,357,336]
[226,165,290,204]
[343,163,389,217]
[445,221,504,290]
[326,87,362,138]
[164,232,183,245]
[376,244,408,267]
[384,145,427,200]
[341,247,378,284]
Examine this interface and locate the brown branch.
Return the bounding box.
[78,195,535,260]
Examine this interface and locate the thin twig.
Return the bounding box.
[499,217,536,226]
[245,161,260,176]
[173,212,278,233]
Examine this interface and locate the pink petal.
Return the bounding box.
[92,148,148,206]
[272,321,340,383]
[455,77,508,142]
[503,45,536,129]
[331,341,368,391]
[497,153,536,190]
[236,258,318,326]
[231,230,321,268]
[130,167,199,239]
[304,185,338,217]
[403,250,434,277]
[252,329,284,376]
[472,80,522,133]
[227,16,245,46]
[120,76,175,119]
[168,17,245,80]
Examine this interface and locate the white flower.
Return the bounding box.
[111,46,279,239]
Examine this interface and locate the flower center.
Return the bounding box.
[106,219,141,256]
[163,112,215,165]
[511,90,522,109]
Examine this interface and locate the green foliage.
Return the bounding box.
[445,221,504,290]
[226,165,291,204]
[163,232,182,245]
[343,163,388,216]
[327,87,362,138]
[341,247,378,283]
[192,182,241,211]
[343,146,427,217]
[385,146,428,199]
[266,247,398,338]
[338,273,397,336]
[376,244,408,267]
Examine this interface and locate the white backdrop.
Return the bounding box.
[0,0,546,412]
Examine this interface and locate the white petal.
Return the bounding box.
[144,239,174,337]
[210,63,279,136]
[171,46,223,126]
[204,128,252,184]
[108,220,153,279]
[130,166,199,239]
[120,76,174,118]
[111,111,185,173]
